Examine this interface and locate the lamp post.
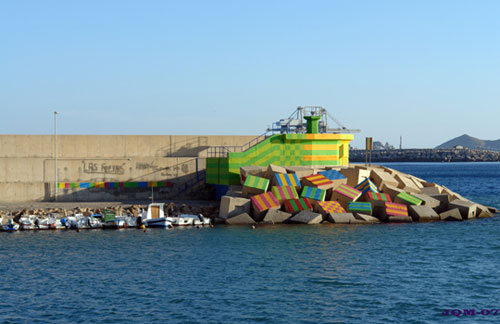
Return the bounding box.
[54,111,58,201]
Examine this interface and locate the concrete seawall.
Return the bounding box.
[0,135,256,202]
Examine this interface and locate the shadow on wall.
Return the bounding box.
[51,158,214,203]
[157,136,210,157]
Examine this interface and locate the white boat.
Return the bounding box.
[1,218,19,232]
[101,210,128,229]
[66,214,102,229]
[171,214,194,226]
[178,214,211,226]
[19,215,50,230]
[142,203,172,228]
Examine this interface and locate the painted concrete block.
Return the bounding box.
[394,192,423,206]
[300,186,327,202]
[240,166,265,184]
[315,201,346,215]
[330,184,362,210]
[319,169,347,190]
[384,202,409,217]
[340,168,371,187]
[348,202,373,215]
[274,173,301,188]
[250,192,280,221]
[408,205,439,222]
[302,174,335,190]
[288,210,323,224]
[219,196,251,219]
[439,208,463,221]
[242,175,270,196]
[271,185,299,204]
[354,178,378,195]
[381,183,405,200]
[283,198,313,214]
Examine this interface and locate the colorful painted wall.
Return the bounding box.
[207,133,353,185]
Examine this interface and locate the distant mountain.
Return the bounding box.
[436,134,500,151]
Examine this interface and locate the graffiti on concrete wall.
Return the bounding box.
[82,161,126,175]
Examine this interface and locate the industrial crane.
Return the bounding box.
[267,106,361,134]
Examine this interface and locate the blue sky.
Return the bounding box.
[1,0,499,148]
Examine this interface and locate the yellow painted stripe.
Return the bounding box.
[303,144,339,150]
[303,155,338,161]
[304,134,354,140]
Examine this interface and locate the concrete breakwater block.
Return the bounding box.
[412,193,440,209]
[219,196,251,219]
[288,210,323,224]
[430,194,450,213]
[225,213,256,225]
[376,202,408,221]
[354,178,378,196]
[476,205,494,218]
[387,216,413,223]
[283,198,313,214]
[366,192,391,208]
[301,174,335,190]
[240,166,266,183]
[330,184,362,210]
[319,170,347,190]
[439,208,463,221]
[300,186,327,202]
[370,169,399,189]
[242,175,270,196]
[266,164,287,181]
[394,192,423,206]
[420,186,442,196]
[250,192,281,221]
[394,173,421,194]
[274,173,301,188]
[285,166,314,180]
[449,200,478,220]
[340,168,370,187]
[271,185,299,204]
[348,202,373,215]
[325,213,357,224]
[315,201,346,215]
[408,205,439,222]
[262,209,292,224]
[354,213,380,223]
[381,183,404,200]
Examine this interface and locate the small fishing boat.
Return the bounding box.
[177,214,211,226]
[171,214,194,226]
[102,210,128,229]
[142,203,173,228]
[2,218,19,232]
[66,214,102,230]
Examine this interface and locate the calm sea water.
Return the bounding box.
[1,163,499,324]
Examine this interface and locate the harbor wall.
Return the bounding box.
[0,135,256,202]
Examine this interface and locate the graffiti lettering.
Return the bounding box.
[82,161,125,175]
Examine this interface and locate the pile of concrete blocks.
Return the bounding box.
[217,163,498,225]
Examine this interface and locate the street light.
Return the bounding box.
[54,111,58,201]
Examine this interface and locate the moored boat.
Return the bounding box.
[142,203,173,228]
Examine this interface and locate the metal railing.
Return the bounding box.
[207,132,271,158]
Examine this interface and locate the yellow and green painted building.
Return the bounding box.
[207,116,354,186]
